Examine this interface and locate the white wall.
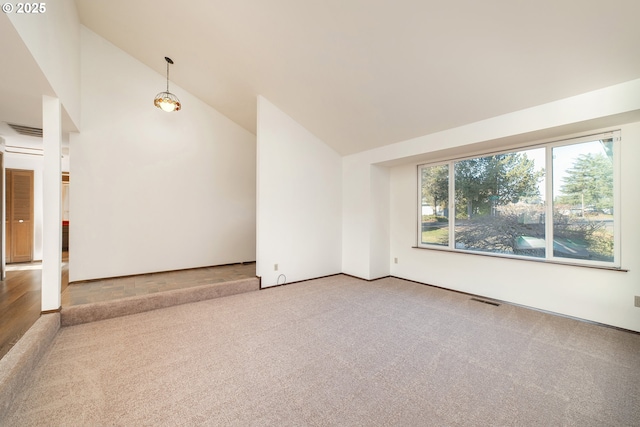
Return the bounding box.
[344,79,640,332]
[369,165,390,279]
[341,157,371,278]
[389,122,640,331]
[257,97,342,287]
[69,27,256,282]
[7,0,80,128]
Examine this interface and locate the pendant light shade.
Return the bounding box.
[154,57,181,112]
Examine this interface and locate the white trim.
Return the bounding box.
[417,130,621,268]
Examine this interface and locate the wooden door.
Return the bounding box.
[5,169,34,263]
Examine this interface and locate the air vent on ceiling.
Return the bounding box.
[7,123,43,138]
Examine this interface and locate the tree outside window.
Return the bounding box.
[419,135,618,266]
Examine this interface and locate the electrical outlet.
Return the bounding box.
[635,296,640,308]
[274,263,278,271]
[394,257,398,264]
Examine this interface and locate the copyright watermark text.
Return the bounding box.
[2,3,47,14]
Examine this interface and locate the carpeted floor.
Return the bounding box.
[62,263,256,306]
[3,275,640,426]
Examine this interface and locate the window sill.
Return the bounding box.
[411,246,628,272]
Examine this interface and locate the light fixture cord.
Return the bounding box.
[166,60,170,92]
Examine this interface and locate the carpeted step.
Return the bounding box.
[0,314,60,418]
[61,277,260,326]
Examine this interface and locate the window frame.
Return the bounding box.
[417,131,621,269]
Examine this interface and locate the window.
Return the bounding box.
[418,132,619,267]
[420,163,449,246]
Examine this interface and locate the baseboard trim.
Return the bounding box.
[260,272,345,290]
[341,273,391,282]
[262,271,640,335]
[388,274,640,336]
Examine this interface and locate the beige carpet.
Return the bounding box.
[3,275,639,426]
[61,278,260,326]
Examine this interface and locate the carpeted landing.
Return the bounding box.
[3,275,640,426]
[60,277,260,326]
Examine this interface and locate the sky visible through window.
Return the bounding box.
[420,136,617,264]
[523,140,607,200]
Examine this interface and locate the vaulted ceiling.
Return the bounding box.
[4,1,640,154]
[0,13,76,141]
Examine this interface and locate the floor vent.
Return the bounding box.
[470,297,500,307]
[7,123,43,138]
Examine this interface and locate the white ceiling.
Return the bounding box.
[4,1,640,155]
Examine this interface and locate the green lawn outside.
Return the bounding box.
[422,227,448,245]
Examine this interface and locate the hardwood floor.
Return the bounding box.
[0,267,42,360]
[0,253,69,361]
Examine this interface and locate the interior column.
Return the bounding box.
[41,95,62,311]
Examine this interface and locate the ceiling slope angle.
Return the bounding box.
[0,14,79,137]
[0,14,55,135]
[75,0,640,155]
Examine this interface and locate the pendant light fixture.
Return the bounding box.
[154,57,181,112]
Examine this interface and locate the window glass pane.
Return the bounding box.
[552,139,614,262]
[420,164,449,246]
[454,148,546,257]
